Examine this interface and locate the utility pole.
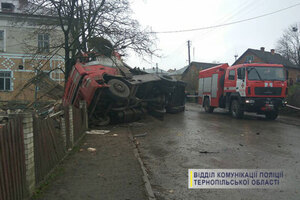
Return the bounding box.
[187,40,191,65]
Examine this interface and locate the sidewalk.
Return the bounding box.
[37,126,147,200]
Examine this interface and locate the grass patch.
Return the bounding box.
[32,166,65,199]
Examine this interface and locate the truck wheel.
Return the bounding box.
[108,79,130,99]
[231,100,244,119]
[265,111,278,120]
[204,98,214,113]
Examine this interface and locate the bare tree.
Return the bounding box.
[276,24,300,66]
[25,0,156,80]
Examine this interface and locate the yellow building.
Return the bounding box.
[0,0,65,103]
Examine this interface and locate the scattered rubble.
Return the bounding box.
[133,132,148,137]
[86,130,110,135]
[87,147,97,152]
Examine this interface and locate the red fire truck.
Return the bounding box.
[198,63,288,120]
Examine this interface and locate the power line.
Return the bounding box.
[150,2,300,34]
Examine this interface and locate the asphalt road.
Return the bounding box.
[130,103,300,200]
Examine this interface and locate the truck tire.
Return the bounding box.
[231,99,244,119]
[265,111,278,120]
[108,79,130,99]
[204,98,214,113]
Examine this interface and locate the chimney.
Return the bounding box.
[271,49,275,55]
[260,47,265,52]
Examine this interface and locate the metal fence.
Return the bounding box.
[0,116,26,200]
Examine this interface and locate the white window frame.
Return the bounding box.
[0,70,13,91]
[0,29,6,52]
[38,33,50,53]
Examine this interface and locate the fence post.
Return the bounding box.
[68,106,74,147]
[61,116,67,149]
[80,101,89,130]
[22,113,35,196]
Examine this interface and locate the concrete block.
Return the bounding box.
[24,142,34,149]
[23,127,33,135]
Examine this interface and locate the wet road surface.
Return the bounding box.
[130,103,300,200]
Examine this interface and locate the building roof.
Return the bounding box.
[233,48,300,69]
[143,67,169,74]
[169,62,220,76]
[182,62,220,76]
[169,66,188,75]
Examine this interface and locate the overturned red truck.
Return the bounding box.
[198,63,288,120]
[63,53,186,125]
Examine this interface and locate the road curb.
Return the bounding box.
[127,127,156,200]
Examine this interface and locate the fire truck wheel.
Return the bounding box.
[108,79,130,99]
[204,98,214,113]
[231,100,244,119]
[265,111,278,120]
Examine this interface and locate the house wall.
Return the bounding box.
[0,14,65,102]
[181,64,201,93]
[234,53,264,64]
[287,68,300,85]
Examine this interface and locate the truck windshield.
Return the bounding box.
[247,67,286,81]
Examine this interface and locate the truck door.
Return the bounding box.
[236,67,246,97]
[225,69,236,92]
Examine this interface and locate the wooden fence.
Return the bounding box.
[0,116,26,200]
[0,102,88,199]
[73,105,88,142]
[33,116,66,185]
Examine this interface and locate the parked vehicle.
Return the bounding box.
[63,52,186,125]
[198,63,288,120]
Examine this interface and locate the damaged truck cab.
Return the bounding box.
[63,53,186,125]
[198,63,287,120]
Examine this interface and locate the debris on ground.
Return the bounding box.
[79,148,84,152]
[86,130,110,135]
[199,151,220,154]
[87,147,97,152]
[133,132,148,137]
[112,134,118,137]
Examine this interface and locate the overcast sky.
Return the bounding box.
[125,0,300,71]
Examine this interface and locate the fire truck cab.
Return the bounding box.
[198,63,287,120]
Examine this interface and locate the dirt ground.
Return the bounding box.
[37,126,147,200]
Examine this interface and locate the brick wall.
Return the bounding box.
[182,65,201,93]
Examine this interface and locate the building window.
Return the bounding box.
[38,34,50,53]
[0,71,12,91]
[0,30,5,52]
[51,69,64,83]
[1,3,15,12]
[245,55,254,63]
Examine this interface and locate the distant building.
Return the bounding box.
[0,0,65,102]
[173,62,220,93]
[233,47,300,84]
[143,67,169,75]
[169,66,188,80]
